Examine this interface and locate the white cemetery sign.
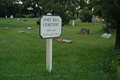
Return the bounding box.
[39,14,62,73]
[39,15,62,39]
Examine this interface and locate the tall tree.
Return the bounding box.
[0,0,22,17]
[93,0,120,50]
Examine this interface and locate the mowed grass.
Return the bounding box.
[0,18,116,80]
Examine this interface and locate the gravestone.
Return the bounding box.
[10,15,13,19]
[101,33,112,39]
[92,16,97,23]
[81,28,90,35]
[10,15,13,22]
[93,19,97,23]
[18,31,24,33]
[4,28,9,30]
[102,19,104,22]
[5,15,7,18]
[27,27,32,30]
[72,21,75,26]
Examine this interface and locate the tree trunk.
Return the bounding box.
[115,24,120,50]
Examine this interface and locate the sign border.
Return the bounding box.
[39,15,62,39]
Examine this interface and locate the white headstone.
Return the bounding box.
[72,21,75,26]
[102,19,104,22]
[101,33,112,39]
[27,27,32,30]
[18,31,24,33]
[10,15,13,19]
[5,28,9,30]
[5,15,7,18]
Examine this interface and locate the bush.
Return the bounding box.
[80,8,92,22]
[36,20,39,25]
[70,15,77,20]
[19,14,35,18]
[15,14,22,17]
[62,13,70,25]
[25,14,35,18]
[53,3,70,25]
[102,23,111,33]
[103,50,120,77]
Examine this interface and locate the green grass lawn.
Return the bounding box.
[0,18,118,80]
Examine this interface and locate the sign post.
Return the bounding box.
[39,14,62,73]
[46,39,52,73]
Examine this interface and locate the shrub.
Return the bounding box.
[102,23,111,33]
[37,20,39,25]
[70,15,77,20]
[53,3,70,25]
[62,13,70,25]
[25,14,35,18]
[103,50,120,77]
[80,8,92,22]
[15,14,22,17]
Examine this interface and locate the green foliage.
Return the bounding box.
[0,2,22,17]
[92,0,120,50]
[25,14,35,18]
[102,23,111,33]
[68,5,76,16]
[36,20,39,25]
[80,8,92,22]
[53,3,70,25]
[0,0,89,24]
[70,15,77,20]
[39,0,54,14]
[93,0,120,28]
[103,50,120,77]
[62,13,70,25]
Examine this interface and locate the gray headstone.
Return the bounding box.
[27,27,32,30]
[93,19,97,23]
[81,28,90,35]
[101,33,112,39]
[5,15,7,18]
[18,31,25,33]
[10,15,13,19]
[4,28,9,30]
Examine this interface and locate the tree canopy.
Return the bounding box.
[0,0,22,17]
[92,0,120,50]
[0,0,87,24]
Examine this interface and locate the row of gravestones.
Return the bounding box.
[4,27,32,33]
[5,15,30,32]
[4,27,111,39]
[5,16,111,38]
[72,19,97,27]
[80,28,112,39]
[72,20,111,39]
[5,15,13,19]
